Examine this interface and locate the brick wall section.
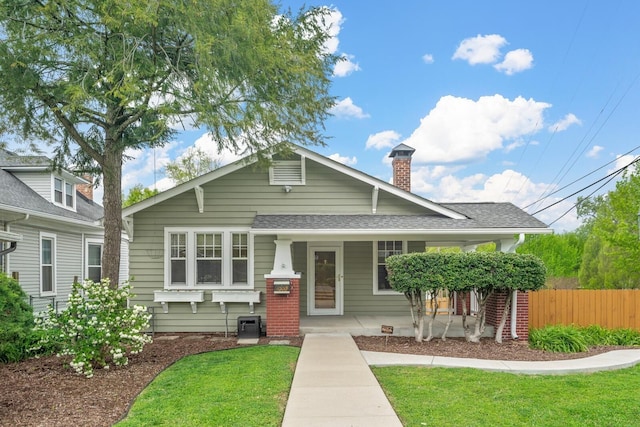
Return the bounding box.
[392,157,412,192]
[265,278,300,336]
[486,291,530,341]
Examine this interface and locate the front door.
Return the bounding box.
[308,243,343,315]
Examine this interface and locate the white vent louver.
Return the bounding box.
[269,157,305,185]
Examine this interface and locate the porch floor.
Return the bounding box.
[299,314,495,338]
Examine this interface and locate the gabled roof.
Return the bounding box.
[122,143,467,219]
[0,164,103,227]
[0,148,88,184]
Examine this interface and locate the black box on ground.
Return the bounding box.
[237,315,261,339]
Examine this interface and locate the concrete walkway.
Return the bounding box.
[362,348,640,375]
[282,333,403,427]
[282,333,640,427]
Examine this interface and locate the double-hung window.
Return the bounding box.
[374,240,405,294]
[53,177,75,209]
[86,240,103,283]
[40,233,56,295]
[165,228,252,289]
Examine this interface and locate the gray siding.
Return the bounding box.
[7,223,83,312]
[13,172,52,202]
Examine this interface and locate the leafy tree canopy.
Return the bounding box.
[165,146,220,185]
[122,184,158,208]
[0,0,337,283]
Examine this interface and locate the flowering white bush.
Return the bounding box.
[32,279,152,378]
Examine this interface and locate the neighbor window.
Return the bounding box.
[165,228,252,289]
[86,241,103,282]
[374,240,404,293]
[40,233,56,295]
[53,177,75,208]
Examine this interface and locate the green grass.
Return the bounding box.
[373,365,640,427]
[116,345,299,427]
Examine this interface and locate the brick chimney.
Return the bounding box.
[77,175,94,200]
[389,143,415,192]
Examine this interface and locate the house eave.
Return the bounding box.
[0,203,103,230]
[250,227,553,236]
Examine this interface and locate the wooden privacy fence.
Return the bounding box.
[529,289,640,331]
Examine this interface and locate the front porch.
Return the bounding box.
[299,314,495,338]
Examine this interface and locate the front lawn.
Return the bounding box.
[373,365,640,426]
[116,345,299,427]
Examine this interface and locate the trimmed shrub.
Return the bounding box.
[0,273,35,363]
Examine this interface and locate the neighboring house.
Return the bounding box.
[122,143,552,338]
[0,149,128,312]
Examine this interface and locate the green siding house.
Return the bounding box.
[122,143,551,336]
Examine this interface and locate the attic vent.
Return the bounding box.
[269,158,305,185]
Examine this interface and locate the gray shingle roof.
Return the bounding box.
[0,167,103,223]
[252,203,547,231]
[0,148,51,168]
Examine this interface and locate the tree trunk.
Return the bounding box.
[405,290,424,343]
[494,291,513,344]
[101,145,124,288]
[425,290,438,342]
[460,292,472,342]
[469,290,492,343]
[441,292,454,341]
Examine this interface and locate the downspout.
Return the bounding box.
[1,214,29,257]
[511,233,526,339]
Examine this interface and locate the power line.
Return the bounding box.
[531,155,640,216]
[523,143,640,210]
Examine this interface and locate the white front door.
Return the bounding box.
[308,243,343,315]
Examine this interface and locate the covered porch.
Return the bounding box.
[299,314,495,338]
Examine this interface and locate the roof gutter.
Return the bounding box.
[1,214,28,258]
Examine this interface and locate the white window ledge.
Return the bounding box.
[154,290,205,314]
[211,290,261,314]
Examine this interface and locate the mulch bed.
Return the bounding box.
[0,333,631,427]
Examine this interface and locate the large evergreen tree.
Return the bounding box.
[0,0,337,284]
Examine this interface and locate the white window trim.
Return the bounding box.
[85,238,103,282]
[372,240,406,295]
[164,227,254,290]
[40,232,56,296]
[52,175,76,211]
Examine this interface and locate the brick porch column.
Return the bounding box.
[265,277,300,336]
[487,290,529,341]
[264,239,301,337]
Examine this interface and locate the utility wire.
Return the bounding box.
[548,166,625,226]
[523,143,640,210]
[531,156,640,216]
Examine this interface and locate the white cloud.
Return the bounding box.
[549,113,581,132]
[452,34,507,65]
[330,97,370,119]
[411,168,579,231]
[610,154,639,174]
[122,144,174,191]
[422,53,434,64]
[328,153,357,165]
[191,133,246,165]
[318,7,343,55]
[586,145,604,158]
[333,54,360,77]
[493,48,534,75]
[403,94,550,164]
[366,130,401,150]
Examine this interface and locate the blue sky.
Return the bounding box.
[119,1,640,232]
